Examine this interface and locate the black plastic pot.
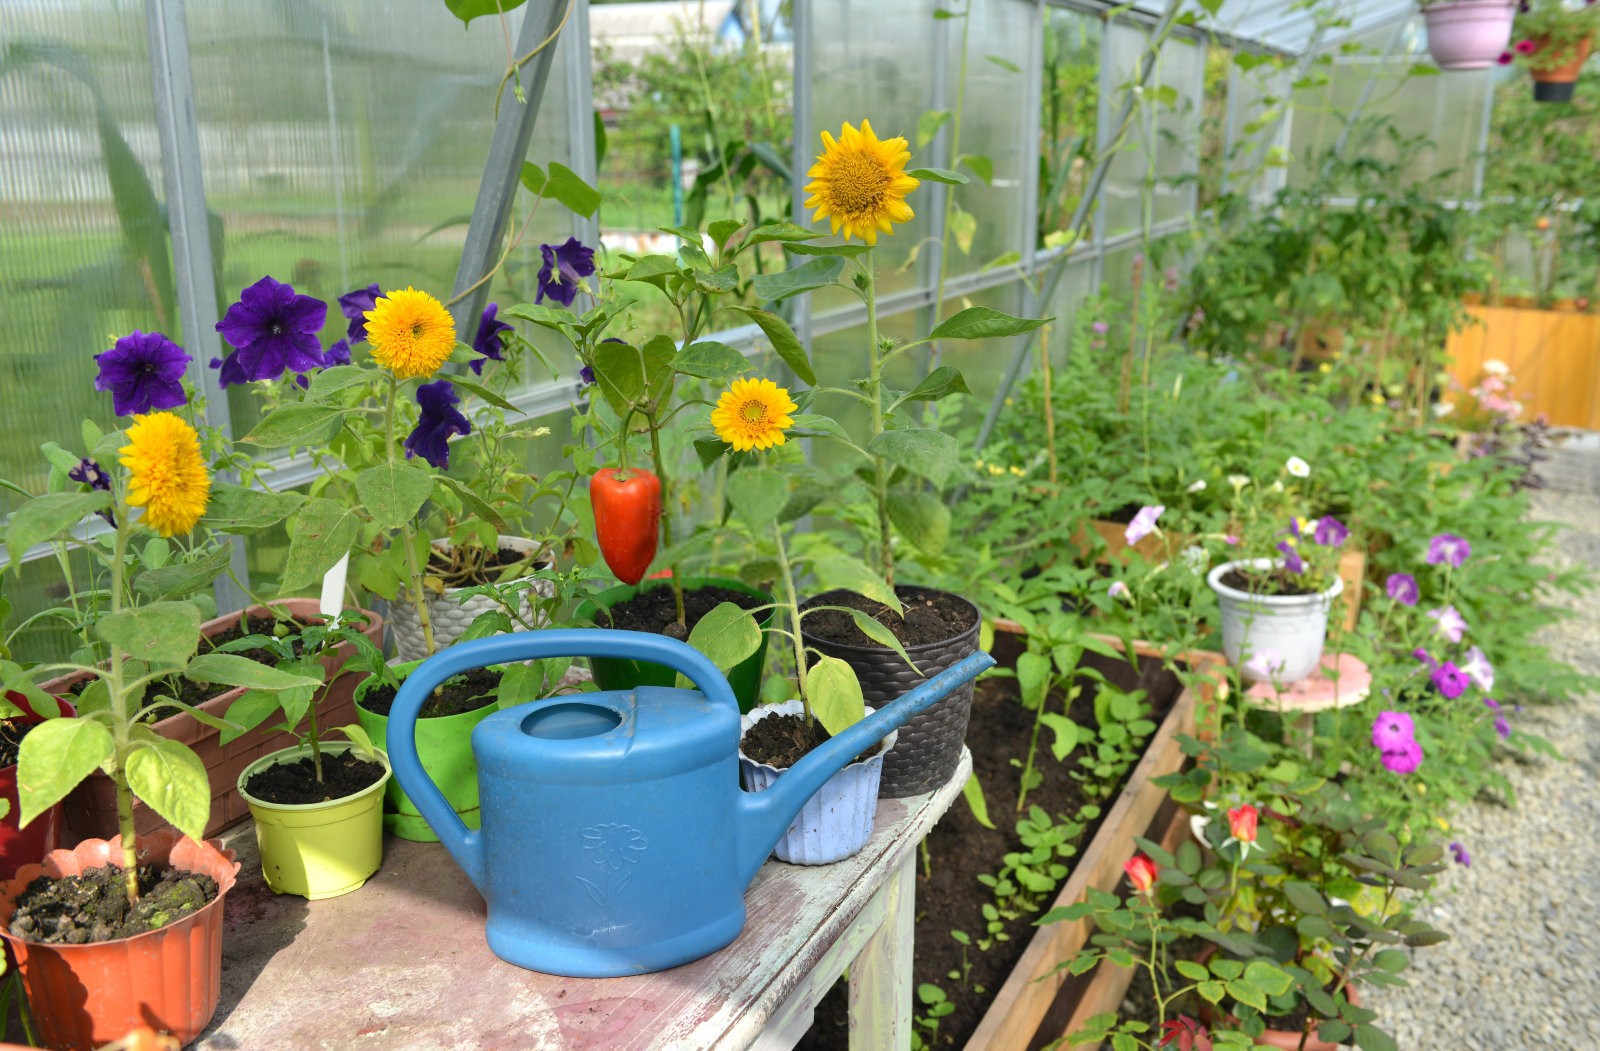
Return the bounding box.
[1533,79,1577,102]
[800,585,981,798]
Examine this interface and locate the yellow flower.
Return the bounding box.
[119,412,211,537]
[365,287,456,379]
[803,120,919,244]
[711,378,797,452]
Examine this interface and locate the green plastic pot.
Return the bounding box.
[355,676,499,843]
[237,742,391,900]
[577,576,773,713]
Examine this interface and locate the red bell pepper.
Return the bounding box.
[590,467,661,585]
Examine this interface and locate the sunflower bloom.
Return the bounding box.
[803,120,919,244]
[119,412,211,537]
[365,287,456,379]
[711,378,797,452]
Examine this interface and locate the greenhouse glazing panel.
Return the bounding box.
[0,2,171,501]
[1037,7,1101,249]
[1098,24,1202,240]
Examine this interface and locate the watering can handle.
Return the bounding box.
[384,629,742,892]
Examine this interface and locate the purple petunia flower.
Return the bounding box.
[1125,504,1164,546]
[1430,661,1470,700]
[93,331,191,416]
[1381,738,1423,775]
[404,379,472,470]
[1496,50,1514,65]
[536,237,596,307]
[1494,716,1511,740]
[214,276,328,385]
[339,284,381,343]
[1092,321,1109,334]
[1461,646,1494,692]
[1313,515,1348,547]
[1483,696,1501,711]
[1426,533,1471,568]
[1108,580,1131,601]
[1427,605,1468,644]
[1515,38,1536,55]
[470,303,514,376]
[324,339,352,367]
[579,365,596,385]
[1276,540,1306,574]
[68,458,115,528]
[1386,572,1420,606]
[1449,841,1471,866]
[1413,647,1438,671]
[1372,710,1416,750]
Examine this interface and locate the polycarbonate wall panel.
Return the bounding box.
[1097,25,1202,240]
[1038,8,1102,247]
[1224,60,1292,201]
[0,3,168,502]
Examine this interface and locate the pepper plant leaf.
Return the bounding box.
[806,655,865,737]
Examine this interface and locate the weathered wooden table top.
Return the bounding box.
[199,751,969,1050]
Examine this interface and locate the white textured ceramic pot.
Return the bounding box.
[389,535,553,660]
[738,700,894,866]
[1207,558,1343,685]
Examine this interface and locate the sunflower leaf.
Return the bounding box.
[908,166,969,185]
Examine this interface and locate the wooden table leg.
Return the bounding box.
[847,854,915,1051]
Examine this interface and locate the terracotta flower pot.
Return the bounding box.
[0,829,239,1049]
[54,599,384,842]
[0,693,75,881]
[1530,34,1592,101]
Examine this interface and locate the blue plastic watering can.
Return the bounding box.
[385,629,993,978]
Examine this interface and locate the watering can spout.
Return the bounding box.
[735,650,994,885]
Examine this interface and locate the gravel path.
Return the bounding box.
[1364,484,1600,1049]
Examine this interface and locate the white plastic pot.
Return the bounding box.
[738,700,894,866]
[389,535,553,659]
[1207,558,1343,685]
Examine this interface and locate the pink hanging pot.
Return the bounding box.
[1421,1,1518,70]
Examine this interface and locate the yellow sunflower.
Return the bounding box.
[803,119,919,244]
[711,378,797,452]
[365,287,456,379]
[119,412,211,537]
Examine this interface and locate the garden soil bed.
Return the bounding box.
[356,666,502,719]
[593,582,765,641]
[802,588,977,649]
[798,631,1208,1050]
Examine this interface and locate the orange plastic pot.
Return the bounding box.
[1530,35,1592,101]
[0,830,239,1049]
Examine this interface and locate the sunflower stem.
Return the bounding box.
[105,500,140,903]
[773,520,812,726]
[386,375,437,655]
[864,255,893,586]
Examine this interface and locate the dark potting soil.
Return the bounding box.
[797,632,1185,1051]
[593,583,765,642]
[1219,566,1321,597]
[357,666,503,719]
[427,544,538,586]
[0,719,37,769]
[741,711,875,769]
[144,613,322,722]
[9,863,218,944]
[243,749,387,805]
[802,588,976,650]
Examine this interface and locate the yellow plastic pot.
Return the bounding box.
[237,742,391,900]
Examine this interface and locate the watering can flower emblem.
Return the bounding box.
[578,823,648,910]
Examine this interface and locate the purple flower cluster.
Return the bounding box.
[1426,533,1471,568]
[1449,841,1471,867]
[94,331,191,416]
[1371,710,1423,775]
[1385,572,1419,606]
[404,380,472,470]
[213,276,328,386]
[68,458,115,528]
[470,303,514,375]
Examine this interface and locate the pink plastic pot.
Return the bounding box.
[1421,1,1517,70]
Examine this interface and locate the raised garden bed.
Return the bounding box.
[797,630,1225,1050]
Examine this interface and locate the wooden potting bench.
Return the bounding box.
[198,751,971,1050]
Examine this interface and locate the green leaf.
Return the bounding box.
[672,341,749,381]
[962,771,995,829]
[1175,960,1209,981]
[806,655,865,736]
[1282,880,1327,916]
[1176,839,1201,876]
[949,206,976,255]
[241,404,345,449]
[134,544,236,602]
[684,603,763,677]
[958,153,994,184]
[355,462,435,531]
[907,166,969,185]
[985,54,1020,73]
[448,375,519,413]
[1353,1024,1399,1051]
[125,737,209,841]
[727,466,789,528]
[96,601,201,668]
[929,306,1051,341]
[888,366,969,412]
[867,428,959,487]
[887,488,950,554]
[1244,960,1294,996]
[1226,979,1266,1012]
[336,722,383,762]
[843,609,918,670]
[306,365,372,401]
[784,242,872,258]
[7,491,111,560]
[1038,713,1081,761]
[731,307,815,385]
[1016,651,1050,710]
[591,336,675,415]
[917,109,951,149]
[519,161,545,195]
[809,554,901,614]
[185,653,323,692]
[281,498,361,594]
[446,0,528,23]
[751,257,844,303]
[1196,980,1226,1003]
[220,689,281,744]
[1372,948,1409,974]
[543,162,601,218]
[202,484,305,533]
[707,218,743,249]
[17,717,114,828]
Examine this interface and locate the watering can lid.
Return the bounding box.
[474,685,741,783]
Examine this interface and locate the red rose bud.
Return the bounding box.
[1124,853,1158,895]
[1227,804,1259,844]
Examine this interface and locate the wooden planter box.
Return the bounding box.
[1445,303,1600,429]
[48,599,384,843]
[1071,520,1367,633]
[964,628,1227,1050]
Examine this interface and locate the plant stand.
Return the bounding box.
[1243,651,1372,755]
[194,752,972,1048]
